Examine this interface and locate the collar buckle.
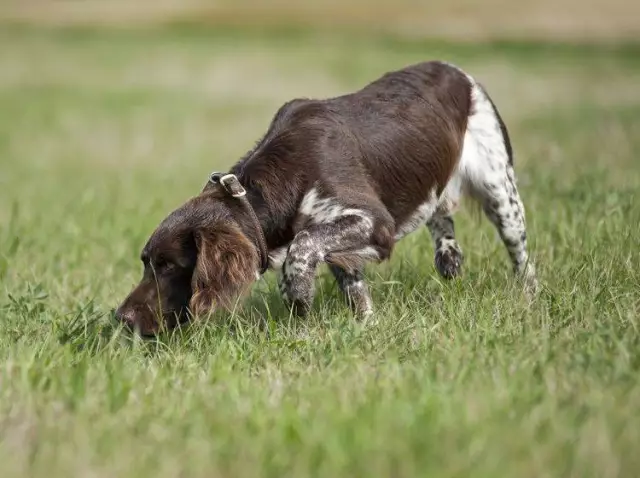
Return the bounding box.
[210,172,246,198]
[219,174,246,198]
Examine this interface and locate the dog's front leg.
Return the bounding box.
[279,214,375,316]
[329,265,373,317]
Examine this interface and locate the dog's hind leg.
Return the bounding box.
[461,79,538,294]
[329,265,373,317]
[426,213,464,279]
[476,164,537,294]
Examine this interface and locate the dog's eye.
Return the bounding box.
[154,258,174,272]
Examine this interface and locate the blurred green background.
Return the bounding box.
[0,2,639,477]
[1,0,637,41]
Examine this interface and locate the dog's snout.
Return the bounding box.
[115,307,137,328]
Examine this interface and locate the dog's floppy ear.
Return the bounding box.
[189,222,258,316]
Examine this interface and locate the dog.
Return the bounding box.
[115,60,538,336]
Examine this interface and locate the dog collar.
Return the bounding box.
[208,172,270,275]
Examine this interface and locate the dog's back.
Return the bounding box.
[329,61,473,225]
[239,61,474,228]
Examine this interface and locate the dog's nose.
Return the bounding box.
[114,307,137,328]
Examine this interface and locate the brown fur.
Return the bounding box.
[190,222,258,314]
[114,60,481,335]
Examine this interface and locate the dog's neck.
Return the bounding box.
[240,180,300,253]
[230,160,307,257]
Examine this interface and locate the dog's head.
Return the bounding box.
[114,190,259,336]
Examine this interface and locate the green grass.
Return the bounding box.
[1,26,640,477]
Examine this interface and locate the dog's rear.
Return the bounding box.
[433,68,537,291]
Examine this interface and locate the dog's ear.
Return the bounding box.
[189,222,258,316]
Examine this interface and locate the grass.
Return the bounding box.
[1,25,640,477]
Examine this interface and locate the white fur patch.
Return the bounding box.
[299,187,372,228]
[420,74,511,223]
[268,245,289,270]
[458,79,509,192]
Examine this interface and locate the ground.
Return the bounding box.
[0,20,639,478]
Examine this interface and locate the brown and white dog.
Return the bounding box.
[115,60,538,335]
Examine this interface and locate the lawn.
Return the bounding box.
[1,25,639,477]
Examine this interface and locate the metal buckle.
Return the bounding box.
[208,172,223,184]
[219,173,246,198]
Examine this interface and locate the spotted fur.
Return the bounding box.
[116,60,538,335]
[279,194,378,315]
[459,80,538,292]
[330,265,373,316]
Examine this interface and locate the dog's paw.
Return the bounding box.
[434,246,464,280]
[279,275,313,317]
